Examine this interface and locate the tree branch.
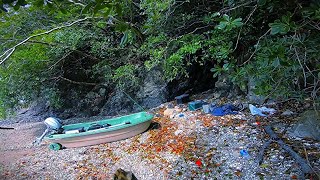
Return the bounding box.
[0,17,92,65]
[233,5,257,52]
[240,28,271,66]
[219,1,255,14]
[59,76,98,86]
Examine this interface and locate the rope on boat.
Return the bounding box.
[120,89,147,112]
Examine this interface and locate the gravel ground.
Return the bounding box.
[0,102,319,180]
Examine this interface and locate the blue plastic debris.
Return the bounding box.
[240,149,250,159]
[210,104,239,116]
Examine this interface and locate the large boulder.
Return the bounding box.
[99,89,135,116]
[136,68,168,109]
[288,110,320,141]
[100,68,168,116]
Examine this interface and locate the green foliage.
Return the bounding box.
[112,64,139,89]
[1,0,320,119]
[269,13,296,35]
[216,14,243,32]
[139,0,174,34]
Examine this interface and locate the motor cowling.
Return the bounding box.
[44,117,62,130]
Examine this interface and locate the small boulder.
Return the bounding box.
[163,108,182,117]
[288,110,320,141]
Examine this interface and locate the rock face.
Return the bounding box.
[4,99,56,123]
[214,73,244,99]
[289,110,320,141]
[100,68,168,116]
[99,89,136,116]
[136,68,168,109]
[247,78,265,104]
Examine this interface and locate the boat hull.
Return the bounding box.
[48,120,151,148]
[44,112,153,148]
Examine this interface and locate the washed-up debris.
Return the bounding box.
[195,159,202,168]
[281,110,294,116]
[240,149,250,159]
[0,126,14,129]
[210,104,240,116]
[249,104,276,116]
[175,94,190,104]
[202,104,210,113]
[257,126,313,174]
[2,97,319,180]
[188,100,206,111]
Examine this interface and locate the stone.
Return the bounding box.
[164,108,182,117]
[288,110,320,141]
[164,108,175,117]
[174,130,183,136]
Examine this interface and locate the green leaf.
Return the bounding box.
[223,14,230,21]
[120,31,129,47]
[59,7,68,14]
[232,18,243,27]
[17,0,27,6]
[272,58,280,67]
[257,0,266,6]
[216,21,227,30]
[213,71,220,78]
[115,22,129,32]
[211,12,220,18]
[81,3,94,14]
[13,4,20,10]
[34,0,45,7]
[114,3,123,16]
[269,21,290,35]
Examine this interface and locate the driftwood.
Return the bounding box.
[0,127,14,129]
[256,139,272,164]
[257,125,313,174]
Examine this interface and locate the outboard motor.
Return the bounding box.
[33,117,62,146]
[44,117,62,131]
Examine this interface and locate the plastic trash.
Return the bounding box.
[195,159,202,167]
[175,94,190,104]
[240,149,250,159]
[249,104,266,116]
[211,104,239,116]
[202,104,210,113]
[259,106,276,115]
[249,104,276,116]
[188,100,206,111]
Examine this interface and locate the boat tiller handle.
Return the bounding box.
[33,128,50,146]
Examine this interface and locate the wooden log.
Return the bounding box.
[264,126,313,174]
[256,139,272,165]
[0,127,14,129]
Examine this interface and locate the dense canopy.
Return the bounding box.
[0,0,319,118]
